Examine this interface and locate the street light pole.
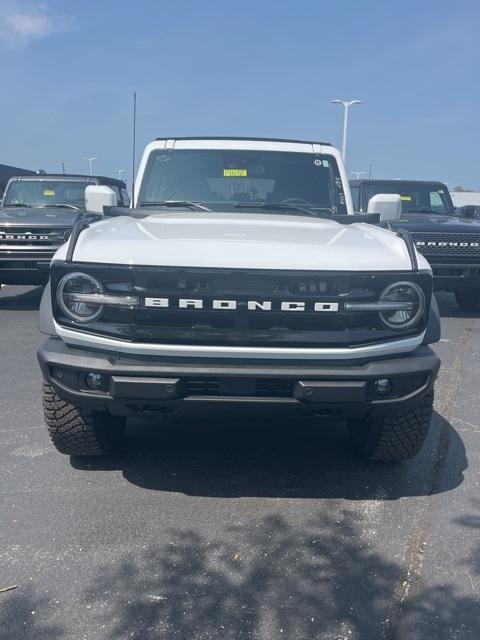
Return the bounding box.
[350,171,367,180]
[83,156,96,176]
[331,99,362,164]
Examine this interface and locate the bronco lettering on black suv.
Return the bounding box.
[351,178,480,312]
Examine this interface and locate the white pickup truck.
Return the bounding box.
[37,137,440,461]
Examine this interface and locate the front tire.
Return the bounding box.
[348,392,434,461]
[454,289,480,312]
[43,382,125,455]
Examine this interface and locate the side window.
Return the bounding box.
[430,191,443,211]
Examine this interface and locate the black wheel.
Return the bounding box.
[43,382,125,455]
[348,392,434,461]
[454,289,480,312]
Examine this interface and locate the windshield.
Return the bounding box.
[137,149,348,214]
[363,181,453,214]
[3,180,88,209]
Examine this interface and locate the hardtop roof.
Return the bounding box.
[349,178,448,187]
[7,174,126,186]
[154,136,332,146]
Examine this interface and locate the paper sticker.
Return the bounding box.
[223,169,247,177]
[43,189,55,196]
[400,195,412,201]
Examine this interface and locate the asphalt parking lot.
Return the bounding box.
[0,284,479,640]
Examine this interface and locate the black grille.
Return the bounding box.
[0,227,68,246]
[51,264,432,348]
[185,378,296,397]
[413,232,480,258]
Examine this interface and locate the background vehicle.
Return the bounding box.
[0,174,129,286]
[450,190,480,215]
[351,179,480,311]
[38,138,440,462]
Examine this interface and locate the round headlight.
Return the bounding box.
[57,272,104,323]
[379,281,425,330]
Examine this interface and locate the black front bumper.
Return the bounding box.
[38,338,440,419]
[429,261,480,291]
[0,251,57,284]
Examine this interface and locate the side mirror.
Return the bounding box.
[458,205,477,218]
[85,185,117,215]
[367,193,402,222]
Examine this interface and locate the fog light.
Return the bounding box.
[85,372,105,390]
[374,378,392,396]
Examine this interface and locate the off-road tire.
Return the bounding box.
[348,392,434,461]
[454,289,480,312]
[43,382,125,455]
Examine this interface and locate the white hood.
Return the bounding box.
[55,212,415,272]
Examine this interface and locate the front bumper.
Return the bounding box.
[0,250,57,284]
[429,261,480,291]
[38,338,440,419]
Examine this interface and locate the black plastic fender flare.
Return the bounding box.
[39,281,56,336]
[422,294,441,345]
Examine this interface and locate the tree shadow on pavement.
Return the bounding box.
[72,410,466,501]
[0,585,64,640]
[82,511,479,640]
[396,504,480,640]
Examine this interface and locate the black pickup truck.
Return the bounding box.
[350,179,480,311]
[0,174,129,286]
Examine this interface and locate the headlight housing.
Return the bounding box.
[57,272,104,323]
[379,281,425,330]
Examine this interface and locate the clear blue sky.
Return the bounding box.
[1,0,479,189]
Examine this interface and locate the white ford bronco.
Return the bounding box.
[37,137,440,460]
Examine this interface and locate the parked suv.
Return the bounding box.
[0,174,129,286]
[38,138,440,461]
[350,179,480,311]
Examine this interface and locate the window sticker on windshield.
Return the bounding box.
[223,169,248,177]
[400,195,412,201]
[43,189,55,196]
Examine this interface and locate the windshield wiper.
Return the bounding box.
[406,208,442,214]
[234,202,336,219]
[4,203,33,208]
[139,200,212,212]
[43,204,81,210]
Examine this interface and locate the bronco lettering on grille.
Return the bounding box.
[144,298,340,312]
[415,241,479,247]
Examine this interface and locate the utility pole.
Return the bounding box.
[83,156,96,176]
[331,99,362,164]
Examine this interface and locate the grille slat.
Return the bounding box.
[185,378,296,398]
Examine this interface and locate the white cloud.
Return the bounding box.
[0,1,71,48]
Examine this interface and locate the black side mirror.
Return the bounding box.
[458,205,478,218]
